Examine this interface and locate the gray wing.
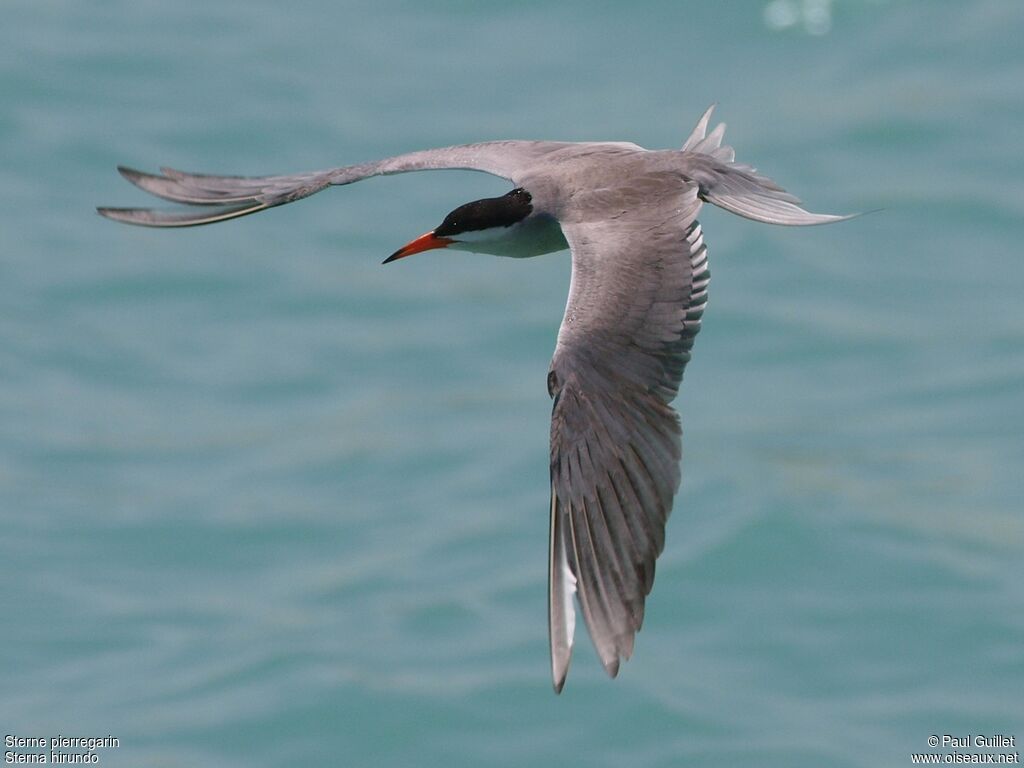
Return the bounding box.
[547,174,710,692]
[97,141,570,227]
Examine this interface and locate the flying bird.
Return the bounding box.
[99,106,851,693]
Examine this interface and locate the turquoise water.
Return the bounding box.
[3,1,1022,765]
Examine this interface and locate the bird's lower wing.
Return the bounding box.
[547,179,709,692]
[97,142,571,228]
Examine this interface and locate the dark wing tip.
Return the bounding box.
[552,674,566,695]
[116,165,146,182]
[604,657,621,679]
[97,206,144,223]
[96,202,267,228]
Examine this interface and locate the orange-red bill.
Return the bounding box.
[383,231,455,264]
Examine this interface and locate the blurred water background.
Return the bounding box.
[2,1,1022,766]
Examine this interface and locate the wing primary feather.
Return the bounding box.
[581,436,643,622]
[96,202,269,228]
[606,469,654,600]
[620,444,667,553]
[116,166,261,205]
[570,495,623,677]
[593,479,645,629]
[576,442,635,623]
[548,492,576,694]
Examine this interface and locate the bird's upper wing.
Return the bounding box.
[547,172,710,692]
[97,141,571,227]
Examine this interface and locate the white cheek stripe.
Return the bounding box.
[451,225,516,243]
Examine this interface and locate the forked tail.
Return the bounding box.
[681,105,855,226]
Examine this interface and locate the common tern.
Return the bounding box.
[99,106,852,693]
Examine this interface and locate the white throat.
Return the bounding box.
[449,214,569,258]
